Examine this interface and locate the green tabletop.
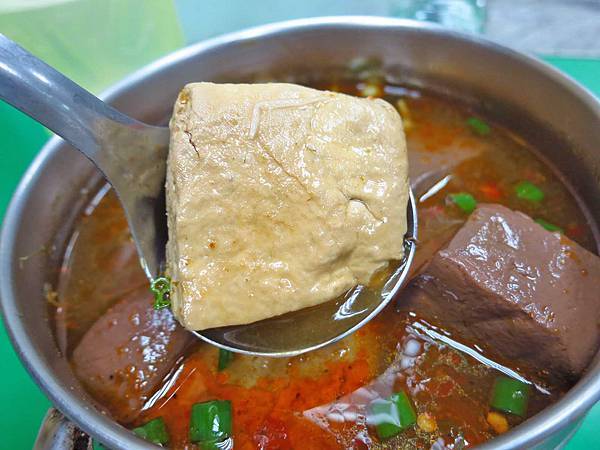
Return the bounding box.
[1,42,599,450]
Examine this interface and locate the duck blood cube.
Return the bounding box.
[72,288,193,422]
[402,204,600,382]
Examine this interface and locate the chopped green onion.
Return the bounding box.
[189,400,232,445]
[218,348,234,371]
[514,181,545,202]
[490,376,531,417]
[449,192,478,214]
[370,391,417,440]
[132,417,169,445]
[151,276,171,310]
[466,117,491,136]
[535,219,563,233]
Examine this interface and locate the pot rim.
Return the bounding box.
[2,16,600,450]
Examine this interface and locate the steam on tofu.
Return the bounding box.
[166,82,409,330]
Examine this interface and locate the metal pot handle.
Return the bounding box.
[34,409,94,450]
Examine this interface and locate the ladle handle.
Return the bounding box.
[0,33,140,164]
[0,34,169,280]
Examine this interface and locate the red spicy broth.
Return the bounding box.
[53,79,594,449]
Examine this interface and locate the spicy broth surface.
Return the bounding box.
[55,80,594,449]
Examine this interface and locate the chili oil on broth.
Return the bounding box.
[53,80,592,449]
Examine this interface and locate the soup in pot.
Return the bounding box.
[52,75,599,449]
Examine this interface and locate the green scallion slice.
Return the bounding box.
[535,219,563,233]
[466,117,491,136]
[218,349,234,371]
[449,192,478,214]
[132,417,169,445]
[151,276,171,310]
[370,391,417,440]
[514,181,545,202]
[490,376,531,417]
[189,400,232,444]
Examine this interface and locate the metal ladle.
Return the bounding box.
[0,34,416,356]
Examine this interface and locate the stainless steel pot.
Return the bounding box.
[2,16,599,450]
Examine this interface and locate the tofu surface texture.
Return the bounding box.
[166,82,409,330]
